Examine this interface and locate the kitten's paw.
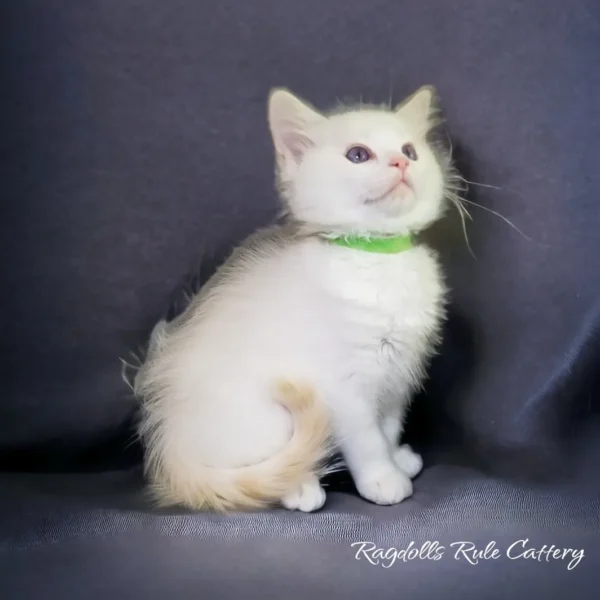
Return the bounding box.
[281,477,326,512]
[393,444,423,479]
[355,466,413,505]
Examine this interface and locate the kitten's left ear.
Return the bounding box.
[268,88,325,176]
[395,85,437,132]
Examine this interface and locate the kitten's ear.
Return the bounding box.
[395,85,437,132]
[268,89,325,174]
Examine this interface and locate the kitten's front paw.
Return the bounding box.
[281,477,326,512]
[393,444,423,479]
[355,466,413,505]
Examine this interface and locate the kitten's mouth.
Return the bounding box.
[365,178,412,205]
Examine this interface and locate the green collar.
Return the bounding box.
[327,234,414,254]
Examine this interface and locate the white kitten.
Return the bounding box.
[135,86,453,512]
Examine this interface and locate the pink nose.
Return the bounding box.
[388,155,409,171]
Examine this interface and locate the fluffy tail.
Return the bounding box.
[145,382,331,512]
[122,319,170,395]
[121,319,170,394]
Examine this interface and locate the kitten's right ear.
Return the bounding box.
[395,85,438,134]
[268,89,324,174]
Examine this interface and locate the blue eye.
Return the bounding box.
[345,146,371,163]
[402,143,418,161]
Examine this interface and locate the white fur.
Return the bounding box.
[136,87,450,511]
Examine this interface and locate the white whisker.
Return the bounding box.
[446,192,476,258]
[456,196,533,241]
[445,133,454,157]
[457,175,502,191]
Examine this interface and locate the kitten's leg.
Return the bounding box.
[381,404,403,447]
[333,397,412,505]
[281,474,326,512]
[393,445,423,479]
[381,401,423,479]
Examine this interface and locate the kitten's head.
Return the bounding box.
[268,86,451,235]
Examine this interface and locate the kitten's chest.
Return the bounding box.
[321,246,446,376]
